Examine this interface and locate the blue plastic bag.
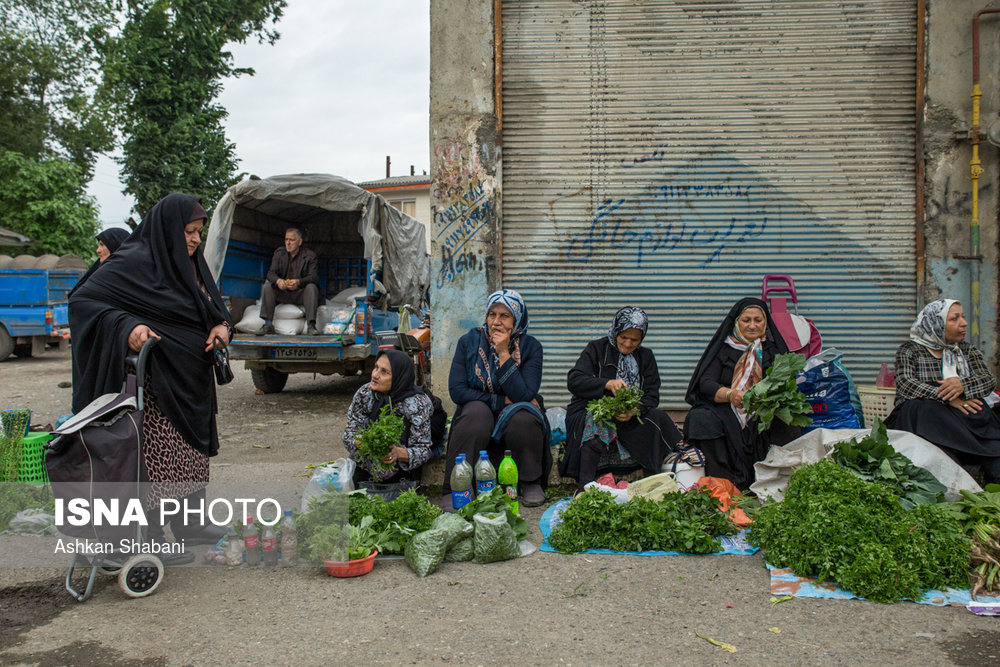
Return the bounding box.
[796,348,863,430]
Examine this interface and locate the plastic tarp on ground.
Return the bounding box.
[750,427,983,502]
[204,173,429,309]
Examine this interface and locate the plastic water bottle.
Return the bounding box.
[262,523,278,566]
[244,517,260,566]
[451,454,473,510]
[223,524,243,566]
[475,450,497,495]
[280,509,297,567]
[498,449,519,514]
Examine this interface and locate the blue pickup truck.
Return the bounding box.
[204,174,430,393]
[0,266,82,361]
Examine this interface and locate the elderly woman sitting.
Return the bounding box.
[343,349,436,485]
[561,306,692,493]
[684,297,802,491]
[441,289,549,508]
[885,299,1000,484]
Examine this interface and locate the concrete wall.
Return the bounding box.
[429,0,500,407]
[925,1,1000,365]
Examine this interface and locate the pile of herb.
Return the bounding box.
[347,489,441,553]
[0,410,30,482]
[586,386,644,427]
[355,404,405,474]
[749,459,969,603]
[0,482,54,531]
[548,487,736,554]
[940,485,1000,599]
[831,419,946,508]
[456,486,529,541]
[742,352,813,432]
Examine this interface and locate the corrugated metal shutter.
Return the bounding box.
[501,0,916,408]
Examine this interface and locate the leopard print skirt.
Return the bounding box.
[142,386,209,509]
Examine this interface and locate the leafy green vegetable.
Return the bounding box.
[742,352,813,432]
[347,489,441,554]
[0,483,54,531]
[748,459,969,603]
[831,419,946,508]
[586,386,644,427]
[939,485,1000,534]
[355,404,405,474]
[456,486,529,541]
[548,488,736,554]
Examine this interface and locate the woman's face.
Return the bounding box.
[184,219,205,257]
[944,303,968,344]
[487,303,515,335]
[370,354,393,393]
[737,306,767,341]
[96,240,110,263]
[616,328,643,355]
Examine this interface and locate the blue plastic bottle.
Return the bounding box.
[474,450,497,495]
[451,454,473,510]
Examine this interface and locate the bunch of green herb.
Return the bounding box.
[586,386,644,427]
[749,459,969,603]
[0,482,54,531]
[355,404,405,474]
[939,485,1000,598]
[548,487,736,554]
[456,486,529,541]
[831,419,946,508]
[0,410,30,482]
[742,352,813,432]
[347,489,441,553]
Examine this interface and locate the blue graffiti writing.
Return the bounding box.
[435,181,486,238]
[437,246,483,289]
[656,183,754,199]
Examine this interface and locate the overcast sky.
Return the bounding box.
[87,0,430,228]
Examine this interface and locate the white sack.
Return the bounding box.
[234,304,265,333]
[273,318,305,335]
[274,303,305,319]
[750,427,982,502]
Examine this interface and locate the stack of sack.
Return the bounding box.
[234,302,307,335]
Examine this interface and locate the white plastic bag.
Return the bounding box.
[300,458,356,512]
[546,406,567,445]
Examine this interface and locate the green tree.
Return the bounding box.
[0,150,101,258]
[102,0,285,215]
[0,0,116,180]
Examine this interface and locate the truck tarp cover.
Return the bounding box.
[204,173,429,308]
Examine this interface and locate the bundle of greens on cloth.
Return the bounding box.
[586,386,644,427]
[548,487,737,554]
[748,459,969,604]
[355,404,405,474]
[939,485,1000,599]
[742,352,813,432]
[831,419,946,509]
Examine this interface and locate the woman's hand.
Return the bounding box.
[937,377,964,402]
[491,327,512,364]
[382,445,409,466]
[949,397,983,415]
[605,379,627,394]
[128,325,161,352]
[204,323,230,352]
[729,389,745,410]
[615,408,638,422]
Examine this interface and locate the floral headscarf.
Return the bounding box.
[607,306,648,388]
[910,299,970,378]
[472,289,529,393]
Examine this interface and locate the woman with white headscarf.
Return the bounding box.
[441,289,550,508]
[886,299,1000,484]
[561,306,691,493]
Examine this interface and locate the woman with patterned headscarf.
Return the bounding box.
[684,298,803,490]
[441,289,550,508]
[561,306,690,493]
[886,299,1000,484]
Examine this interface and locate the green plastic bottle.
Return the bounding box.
[498,449,519,514]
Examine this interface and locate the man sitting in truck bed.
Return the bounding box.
[256,227,321,336]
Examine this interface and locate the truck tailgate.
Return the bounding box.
[229,334,371,361]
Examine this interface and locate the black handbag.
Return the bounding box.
[213,336,234,385]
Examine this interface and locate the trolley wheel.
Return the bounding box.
[98,564,121,576]
[117,555,164,598]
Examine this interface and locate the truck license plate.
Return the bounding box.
[270,348,318,360]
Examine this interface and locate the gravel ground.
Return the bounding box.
[1,349,999,666]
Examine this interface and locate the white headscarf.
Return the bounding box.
[909,299,970,378]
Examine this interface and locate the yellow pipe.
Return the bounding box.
[969,83,982,341]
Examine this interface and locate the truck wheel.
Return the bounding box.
[13,343,32,358]
[251,368,288,393]
[0,326,13,362]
